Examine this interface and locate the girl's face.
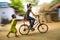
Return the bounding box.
[30,5,32,8]
[14,15,16,18]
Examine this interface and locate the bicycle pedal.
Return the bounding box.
[31,28,35,31]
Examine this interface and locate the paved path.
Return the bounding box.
[0,22,60,40]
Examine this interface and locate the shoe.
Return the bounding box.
[15,35,19,37]
[31,28,35,31]
[6,35,10,38]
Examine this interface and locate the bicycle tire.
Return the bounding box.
[19,24,30,35]
[38,24,48,33]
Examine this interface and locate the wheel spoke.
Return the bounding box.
[38,24,48,33]
[19,24,30,35]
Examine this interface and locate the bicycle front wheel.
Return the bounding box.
[19,24,30,35]
[38,24,48,33]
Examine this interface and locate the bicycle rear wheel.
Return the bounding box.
[38,24,48,33]
[19,24,30,35]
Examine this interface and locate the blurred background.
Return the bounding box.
[0,0,60,40]
[0,0,60,24]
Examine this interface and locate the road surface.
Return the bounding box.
[0,21,60,40]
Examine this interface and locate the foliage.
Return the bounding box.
[25,0,38,6]
[51,0,60,7]
[10,0,25,15]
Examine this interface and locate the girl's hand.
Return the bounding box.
[35,15,39,17]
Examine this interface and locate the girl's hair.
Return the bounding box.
[12,14,16,18]
[29,3,31,6]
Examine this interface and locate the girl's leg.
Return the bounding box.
[7,32,10,38]
[15,32,18,37]
[28,16,35,28]
[28,16,35,31]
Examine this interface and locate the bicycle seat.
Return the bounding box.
[23,19,30,22]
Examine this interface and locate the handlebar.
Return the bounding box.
[35,15,39,18]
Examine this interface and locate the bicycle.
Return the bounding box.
[19,15,48,35]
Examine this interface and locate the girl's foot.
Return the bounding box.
[31,28,35,31]
[6,35,10,38]
[15,35,19,37]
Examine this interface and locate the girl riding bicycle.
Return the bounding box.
[19,3,48,35]
[25,3,36,31]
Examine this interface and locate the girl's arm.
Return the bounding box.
[31,11,36,17]
[15,19,22,21]
[32,12,35,16]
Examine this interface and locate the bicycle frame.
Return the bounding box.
[33,15,41,28]
[23,15,42,28]
[19,15,48,35]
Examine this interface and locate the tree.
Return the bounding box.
[51,0,60,7]
[10,0,25,15]
[25,0,38,6]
